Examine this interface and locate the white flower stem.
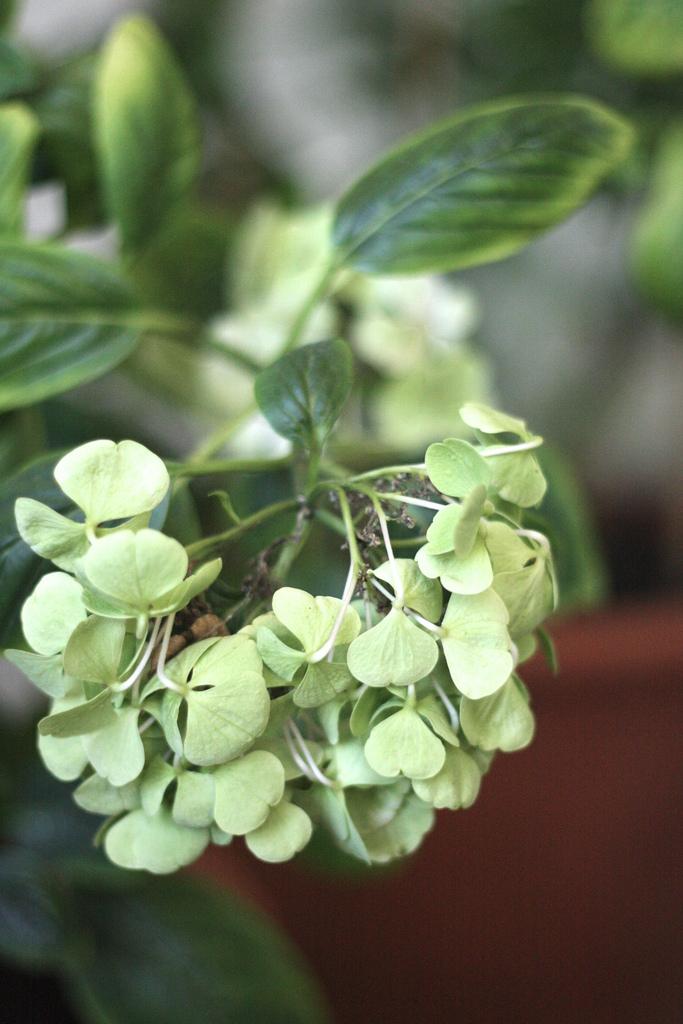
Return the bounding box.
[155,614,184,694]
[480,438,542,457]
[286,719,335,788]
[371,497,404,605]
[405,608,444,636]
[515,527,551,554]
[310,562,358,663]
[434,681,459,730]
[114,617,162,693]
[376,493,448,512]
[367,575,395,604]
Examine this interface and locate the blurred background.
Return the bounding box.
[1,1,681,1022]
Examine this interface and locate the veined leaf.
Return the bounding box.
[254,339,353,451]
[94,15,200,257]
[0,103,38,235]
[0,243,141,412]
[333,96,633,274]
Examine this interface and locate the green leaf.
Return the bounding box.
[0,41,36,101]
[104,807,208,874]
[373,558,442,621]
[254,339,353,451]
[486,523,555,638]
[345,781,434,864]
[326,738,392,788]
[173,771,215,829]
[67,875,329,1024]
[441,589,513,699]
[245,800,313,864]
[256,626,306,682]
[304,786,370,864]
[33,54,100,229]
[4,648,74,698]
[454,485,488,557]
[37,695,89,781]
[213,750,285,835]
[73,773,139,816]
[632,123,683,324]
[0,849,66,969]
[349,686,384,738]
[587,0,683,75]
[333,96,633,274]
[82,706,145,786]
[54,439,169,526]
[365,706,445,780]
[94,16,200,257]
[416,536,493,595]
[183,670,270,767]
[82,529,187,616]
[460,677,535,752]
[272,586,360,654]
[0,103,39,235]
[412,747,481,809]
[416,693,460,747]
[14,497,89,572]
[0,243,141,412]
[140,755,177,816]
[62,616,127,685]
[293,660,353,708]
[347,607,439,687]
[20,571,86,655]
[425,438,490,498]
[38,688,115,738]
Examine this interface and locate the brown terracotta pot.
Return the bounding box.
[194,602,683,1024]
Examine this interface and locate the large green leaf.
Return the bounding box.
[66,875,328,1024]
[632,124,683,325]
[333,96,633,274]
[0,103,38,236]
[587,0,683,76]
[0,243,141,412]
[0,849,67,970]
[94,15,200,257]
[0,453,76,649]
[33,54,101,228]
[254,339,353,451]
[0,40,35,101]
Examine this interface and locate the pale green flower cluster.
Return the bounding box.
[6,406,556,873]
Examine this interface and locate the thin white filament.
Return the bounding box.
[433,681,459,730]
[310,562,358,663]
[480,438,542,457]
[113,617,162,693]
[155,614,184,693]
[377,493,448,512]
[287,719,335,788]
[375,503,404,605]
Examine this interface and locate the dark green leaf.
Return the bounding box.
[632,123,683,325]
[33,54,101,229]
[333,96,633,274]
[0,40,36,100]
[66,875,329,1024]
[0,452,75,649]
[255,339,353,450]
[0,849,67,969]
[0,102,39,236]
[94,15,200,257]
[587,0,683,76]
[0,242,141,412]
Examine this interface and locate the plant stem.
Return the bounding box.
[333,487,363,570]
[170,454,291,479]
[280,260,338,354]
[346,463,427,483]
[185,497,300,558]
